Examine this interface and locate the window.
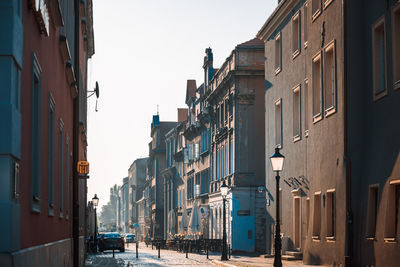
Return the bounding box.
[275,99,282,148]
[324,41,336,115]
[293,85,301,141]
[292,11,301,58]
[326,189,335,238]
[216,149,219,180]
[65,136,70,218]
[372,17,387,100]
[201,170,210,194]
[275,33,282,74]
[59,120,64,217]
[313,192,321,238]
[366,185,379,239]
[229,95,233,118]
[48,94,55,215]
[304,2,308,47]
[312,0,321,20]
[306,197,310,236]
[312,53,322,122]
[392,3,400,90]
[229,139,233,174]
[384,180,400,240]
[304,79,309,135]
[212,152,215,181]
[225,145,228,176]
[31,53,42,213]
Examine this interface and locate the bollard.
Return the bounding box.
[136,241,138,258]
[206,244,209,259]
[158,244,160,258]
[185,243,188,258]
[112,249,115,258]
[228,244,231,259]
[152,242,153,250]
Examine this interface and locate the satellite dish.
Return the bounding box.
[95,81,100,98]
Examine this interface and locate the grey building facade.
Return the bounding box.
[206,40,266,253]
[128,158,148,235]
[258,0,400,266]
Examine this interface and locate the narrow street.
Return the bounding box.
[85,242,216,266]
[84,242,318,267]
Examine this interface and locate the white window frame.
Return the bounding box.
[293,84,301,142]
[371,16,388,101]
[304,79,309,136]
[312,52,323,123]
[323,0,334,10]
[275,32,282,75]
[312,0,321,21]
[304,2,309,48]
[312,191,321,240]
[292,11,301,59]
[326,189,336,240]
[275,98,283,148]
[323,40,337,117]
[392,3,400,90]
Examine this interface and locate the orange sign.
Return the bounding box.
[77,161,89,174]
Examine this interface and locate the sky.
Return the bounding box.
[87,0,277,209]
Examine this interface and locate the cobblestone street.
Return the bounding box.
[85,242,322,267]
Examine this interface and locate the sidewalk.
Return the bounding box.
[212,254,327,267]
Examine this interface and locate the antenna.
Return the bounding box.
[88,81,100,112]
[157,104,159,115]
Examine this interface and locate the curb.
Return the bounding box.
[211,259,238,267]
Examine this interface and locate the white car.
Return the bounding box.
[125,234,136,243]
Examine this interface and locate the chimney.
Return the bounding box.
[177,108,188,122]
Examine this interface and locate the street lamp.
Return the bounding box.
[92,194,99,253]
[220,181,229,261]
[269,147,285,267]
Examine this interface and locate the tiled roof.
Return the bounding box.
[236,37,264,48]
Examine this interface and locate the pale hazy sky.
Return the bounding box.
[87,0,277,209]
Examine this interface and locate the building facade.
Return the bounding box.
[128,158,148,235]
[206,40,266,253]
[345,0,400,266]
[258,0,345,264]
[0,1,94,266]
[258,0,400,266]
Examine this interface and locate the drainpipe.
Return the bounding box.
[73,0,81,266]
[342,0,353,266]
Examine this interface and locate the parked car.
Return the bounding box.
[98,232,125,252]
[125,234,136,243]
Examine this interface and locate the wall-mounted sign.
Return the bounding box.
[77,161,89,174]
[30,0,50,36]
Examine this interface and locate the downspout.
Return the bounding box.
[343,0,353,266]
[73,0,80,266]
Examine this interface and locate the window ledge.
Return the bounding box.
[304,130,309,137]
[326,236,336,242]
[304,41,308,49]
[312,10,321,22]
[373,89,388,102]
[292,50,300,59]
[394,80,400,91]
[325,107,336,118]
[365,237,376,241]
[312,236,321,241]
[323,0,334,10]
[312,114,323,124]
[384,238,397,243]
[275,67,281,76]
[293,135,301,143]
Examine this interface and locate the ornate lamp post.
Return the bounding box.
[220,181,229,261]
[92,194,99,253]
[269,147,285,267]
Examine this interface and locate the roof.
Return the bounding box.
[236,37,264,49]
[185,80,197,104]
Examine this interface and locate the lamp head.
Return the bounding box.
[270,147,285,172]
[220,181,229,198]
[92,194,99,208]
